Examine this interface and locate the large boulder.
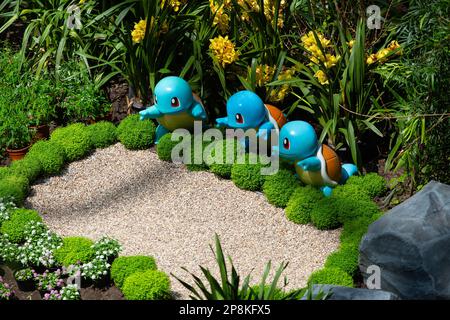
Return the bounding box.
[308,285,399,300]
[359,181,450,299]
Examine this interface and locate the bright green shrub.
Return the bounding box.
[263,169,300,208]
[117,115,155,150]
[87,121,117,149]
[310,199,341,230]
[0,175,29,206]
[54,237,95,266]
[0,167,9,180]
[324,244,360,277]
[111,255,157,288]
[285,186,324,224]
[0,208,42,243]
[122,270,171,300]
[329,184,381,224]
[231,155,268,191]
[26,141,65,175]
[336,198,381,224]
[186,135,211,172]
[51,123,93,161]
[9,156,42,183]
[340,213,382,246]
[205,138,243,179]
[331,184,372,202]
[156,133,183,162]
[346,173,386,198]
[307,267,354,287]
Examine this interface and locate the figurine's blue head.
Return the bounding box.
[153,76,194,114]
[225,91,266,129]
[278,121,319,161]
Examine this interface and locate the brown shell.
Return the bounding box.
[265,104,287,129]
[321,144,342,183]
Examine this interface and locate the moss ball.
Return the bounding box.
[329,186,380,223]
[50,123,93,161]
[87,121,117,149]
[263,169,301,208]
[324,244,360,277]
[346,173,386,198]
[231,155,268,191]
[54,237,95,266]
[26,141,65,175]
[122,270,171,300]
[9,156,42,183]
[307,267,354,287]
[111,255,157,289]
[0,208,42,243]
[156,133,183,162]
[0,175,29,206]
[117,115,155,150]
[185,135,211,172]
[340,213,382,246]
[310,199,341,230]
[285,186,324,224]
[205,138,243,179]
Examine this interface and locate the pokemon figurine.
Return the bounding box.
[275,120,358,196]
[139,76,208,143]
[215,90,286,145]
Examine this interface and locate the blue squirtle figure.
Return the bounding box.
[139,76,208,143]
[215,91,284,147]
[273,120,358,196]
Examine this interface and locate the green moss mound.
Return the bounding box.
[263,169,300,208]
[122,270,171,300]
[156,133,184,162]
[0,208,42,243]
[231,155,268,191]
[285,186,324,224]
[87,121,117,149]
[346,173,386,198]
[307,267,354,287]
[205,138,243,179]
[310,199,341,230]
[50,123,93,161]
[26,141,65,175]
[117,115,155,150]
[329,184,381,224]
[185,135,211,172]
[111,255,157,289]
[0,167,10,180]
[0,175,29,206]
[9,156,42,183]
[324,244,359,277]
[340,213,382,246]
[54,237,95,266]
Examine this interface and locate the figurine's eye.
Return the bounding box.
[283,137,290,150]
[235,113,244,124]
[171,97,180,107]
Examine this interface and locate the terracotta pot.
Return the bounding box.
[30,124,49,141]
[6,145,30,161]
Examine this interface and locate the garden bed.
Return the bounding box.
[25,143,341,299]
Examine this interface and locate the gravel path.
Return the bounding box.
[26,143,341,299]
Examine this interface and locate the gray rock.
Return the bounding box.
[308,285,399,300]
[359,181,450,300]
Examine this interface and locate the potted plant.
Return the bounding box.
[0,105,33,161]
[26,80,56,140]
[14,268,36,292]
